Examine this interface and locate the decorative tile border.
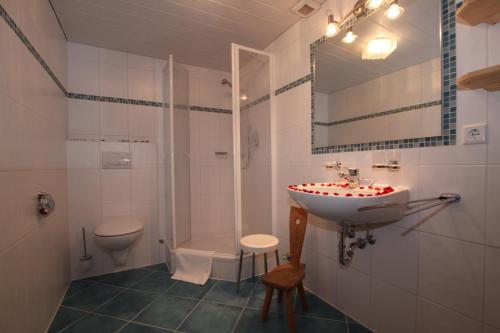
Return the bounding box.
[68,93,163,107]
[189,105,232,114]
[275,74,313,96]
[313,100,442,126]
[0,3,67,95]
[310,0,457,153]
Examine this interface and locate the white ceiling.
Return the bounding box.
[50,0,317,71]
[315,0,441,94]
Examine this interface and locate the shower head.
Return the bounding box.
[221,78,232,87]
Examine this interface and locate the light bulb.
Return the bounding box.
[341,29,358,44]
[366,0,384,9]
[362,38,397,60]
[240,93,248,101]
[385,2,404,19]
[325,14,340,37]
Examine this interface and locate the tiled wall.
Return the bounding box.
[66,42,164,279]
[184,64,235,241]
[266,0,500,332]
[0,1,69,332]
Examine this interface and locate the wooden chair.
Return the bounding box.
[261,206,308,333]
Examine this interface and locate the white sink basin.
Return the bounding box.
[288,182,410,225]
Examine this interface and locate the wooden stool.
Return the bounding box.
[237,234,280,292]
[261,207,308,333]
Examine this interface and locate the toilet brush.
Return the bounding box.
[80,227,93,271]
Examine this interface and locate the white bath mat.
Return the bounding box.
[172,248,215,285]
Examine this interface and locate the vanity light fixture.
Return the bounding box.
[325,10,340,37]
[385,0,405,20]
[362,37,397,60]
[366,0,384,10]
[341,27,358,44]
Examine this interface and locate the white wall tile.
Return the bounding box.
[371,226,418,292]
[337,267,371,326]
[370,279,417,333]
[68,99,100,136]
[486,165,500,247]
[66,141,99,169]
[68,59,100,95]
[487,92,500,164]
[484,246,500,329]
[100,64,127,98]
[418,165,486,243]
[419,233,484,320]
[128,68,155,101]
[100,102,129,137]
[100,169,131,204]
[68,169,101,205]
[416,298,482,333]
[129,105,157,138]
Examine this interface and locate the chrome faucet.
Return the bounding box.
[335,161,360,189]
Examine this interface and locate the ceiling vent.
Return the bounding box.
[291,0,321,18]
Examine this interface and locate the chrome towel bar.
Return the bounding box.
[358,193,461,216]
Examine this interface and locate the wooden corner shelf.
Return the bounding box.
[456,0,500,26]
[458,64,500,91]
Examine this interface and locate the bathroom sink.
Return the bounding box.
[288,182,410,225]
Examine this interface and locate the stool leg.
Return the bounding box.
[264,253,268,274]
[252,253,256,279]
[275,249,280,267]
[237,249,243,292]
[297,282,308,312]
[261,287,274,321]
[285,291,297,333]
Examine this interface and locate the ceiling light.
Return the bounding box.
[362,38,397,60]
[385,1,405,19]
[341,28,358,44]
[366,0,384,9]
[325,12,340,38]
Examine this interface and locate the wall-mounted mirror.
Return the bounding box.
[311,0,456,153]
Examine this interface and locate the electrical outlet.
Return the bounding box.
[462,123,487,145]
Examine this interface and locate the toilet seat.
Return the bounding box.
[94,217,144,237]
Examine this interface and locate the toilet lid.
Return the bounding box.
[94,217,144,237]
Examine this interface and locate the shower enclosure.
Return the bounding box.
[163,46,274,278]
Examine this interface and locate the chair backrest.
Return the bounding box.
[289,206,308,268]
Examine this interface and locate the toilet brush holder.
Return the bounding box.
[80,227,93,271]
[80,255,93,271]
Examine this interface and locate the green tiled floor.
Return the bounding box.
[49,264,373,333]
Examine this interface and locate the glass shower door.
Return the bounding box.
[231,44,274,245]
[163,55,191,259]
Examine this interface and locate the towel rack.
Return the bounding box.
[358,193,461,216]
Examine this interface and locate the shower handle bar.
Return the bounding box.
[358,193,461,216]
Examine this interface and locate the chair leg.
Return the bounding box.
[261,287,274,321]
[275,249,280,266]
[252,253,256,280]
[284,291,297,333]
[277,290,283,303]
[297,282,308,312]
[264,253,268,274]
[237,250,243,292]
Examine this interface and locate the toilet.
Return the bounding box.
[94,217,144,266]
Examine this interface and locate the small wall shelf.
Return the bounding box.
[456,0,500,26]
[458,64,500,92]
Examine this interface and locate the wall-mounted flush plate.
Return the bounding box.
[102,151,132,169]
[462,123,487,145]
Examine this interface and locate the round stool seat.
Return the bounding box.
[240,234,279,253]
